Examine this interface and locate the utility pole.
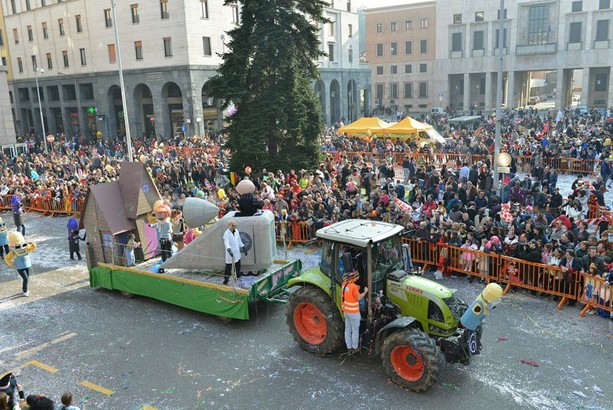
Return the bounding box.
[34,67,48,154]
[111,0,134,161]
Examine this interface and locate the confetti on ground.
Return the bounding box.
[496,336,509,342]
[519,359,540,367]
[572,390,589,398]
[441,382,460,391]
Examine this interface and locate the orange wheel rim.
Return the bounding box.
[293,302,328,345]
[390,345,425,382]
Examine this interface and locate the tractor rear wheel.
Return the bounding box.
[381,328,443,392]
[286,286,344,355]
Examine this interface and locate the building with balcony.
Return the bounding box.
[435,0,613,111]
[364,1,437,115]
[0,0,17,145]
[3,0,369,141]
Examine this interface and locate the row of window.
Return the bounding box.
[571,0,611,12]
[375,82,429,99]
[375,40,429,56]
[375,18,428,33]
[18,83,95,103]
[10,16,82,44]
[450,29,508,52]
[14,37,177,73]
[375,63,427,75]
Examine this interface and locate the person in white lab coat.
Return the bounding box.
[223,219,245,285]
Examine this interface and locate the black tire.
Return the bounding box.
[120,291,135,298]
[215,316,233,324]
[381,328,444,392]
[286,286,344,355]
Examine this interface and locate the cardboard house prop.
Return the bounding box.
[80,162,161,268]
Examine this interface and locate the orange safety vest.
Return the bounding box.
[342,281,360,314]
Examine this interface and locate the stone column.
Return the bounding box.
[485,72,493,111]
[582,67,590,107]
[607,67,613,109]
[151,85,165,140]
[462,73,470,112]
[324,80,331,125]
[507,71,515,109]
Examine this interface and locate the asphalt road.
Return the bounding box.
[1,213,612,410]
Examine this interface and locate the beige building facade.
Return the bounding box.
[365,1,437,115]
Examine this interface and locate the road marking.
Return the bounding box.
[22,360,58,373]
[80,380,114,396]
[16,332,77,360]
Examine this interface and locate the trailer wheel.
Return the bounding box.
[381,329,443,392]
[120,291,135,299]
[286,286,344,355]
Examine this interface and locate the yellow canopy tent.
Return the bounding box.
[338,117,391,139]
[386,116,445,144]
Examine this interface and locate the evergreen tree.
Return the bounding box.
[205,0,327,172]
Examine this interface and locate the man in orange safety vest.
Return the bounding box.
[342,271,368,354]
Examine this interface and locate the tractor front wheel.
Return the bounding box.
[381,329,443,392]
[286,286,344,355]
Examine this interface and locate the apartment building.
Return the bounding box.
[0,0,17,145]
[436,0,613,111]
[364,1,437,115]
[3,0,369,140]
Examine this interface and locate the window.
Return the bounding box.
[419,63,427,73]
[131,4,140,23]
[25,0,30,10]
[42,22,48,39]
[75,15,83,33]
[163,37,172,56]
[0,29,3,46]
[419,82,427,98]
[390,21,397,31]
[81,83,94,100]
[451,33,462,52]
[46,52,52,69]
[405,41,412,54]
[419,18,428,29]
[405,20,412,30]
[376,23,382,33]
[495,28,508,48]
[10,0,15,13]
[13,28,18,44]
[497,9,508,19]
[404,82,413,98]
[80,48,86,66]
[473,30,484,50]
[329,21,334,35]
[375,84,384,102]
[595,73,608,91]
[135,41,143,60]
[231,5,239,24]
[348,46,353,63]
[31,55,37,70]
[480,78,486,95]
[203,36,211,56]
[600,0,611,9]
[41,0,46,5]
[63,50,69,67]
[2,57,6,66]
[390,65,397,74]
[390,83,398,99]
[571,1,582,12]
[475,11,484,22]
[27,26,33,42]
[347,0,351,12]
[104,9,112,28]
[348,24,353,38]
[376,66,383,75]
[160,0,169,19]
[201,0,209,18]
[58,18,65,36]
[404,64,412,73]
[328,43,335,61]
[453,14,462,24]
[376,43,383,56]
[527,5,549,45]
[420,39,427,53]
[108,44,116,63]
[569,22,582,43]
[17,57,23,73]
[596,20,609,41]
[390,42,397,55]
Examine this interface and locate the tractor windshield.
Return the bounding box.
[374,236,402,270]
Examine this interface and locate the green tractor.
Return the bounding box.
[286,219,485,392]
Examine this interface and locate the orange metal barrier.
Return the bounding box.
[444,245,498,283]
[577,273,613,317]
[0,195,83,217]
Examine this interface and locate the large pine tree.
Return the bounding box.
[206,0,327,172]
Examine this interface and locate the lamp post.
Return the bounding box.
[493,0,504,191]
[111,0,133,161]
[34,67,48,154]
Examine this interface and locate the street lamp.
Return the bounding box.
[111,0,134,161]
[493,0,504,190]
[34,67,48,154]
